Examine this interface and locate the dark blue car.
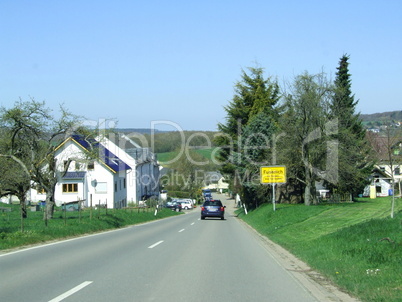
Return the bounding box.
[201,199,225,220]
[164,201,182,212]
[203,192,212,200]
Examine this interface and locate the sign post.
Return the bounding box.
[260,166,286,211]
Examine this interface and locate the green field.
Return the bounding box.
[157,148,218,165]
[157,151,178,164]
[237,197,402,302]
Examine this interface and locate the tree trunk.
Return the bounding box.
[304,166,312,206]
[20,201,26,232]
[17,190,28,232]
[44,201,55,220]
[390,179,395,218]
[304,167,317,205]
[304,184,311,205]
[43,189,56,220]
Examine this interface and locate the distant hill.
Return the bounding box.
[114,111,402,134]
[115,128,167,134]
[360,111,402,123]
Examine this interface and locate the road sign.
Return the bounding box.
[260,166,286,184]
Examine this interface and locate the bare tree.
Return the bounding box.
[367,123,402,218]
[279,72,332,205]
[0,99,85,220]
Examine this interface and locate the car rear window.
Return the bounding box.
[203,200,222,207]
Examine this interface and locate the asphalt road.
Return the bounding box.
[0,195,328,302]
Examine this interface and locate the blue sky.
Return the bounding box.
[1,0,401,131]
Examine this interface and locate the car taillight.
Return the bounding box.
[201,207,205,211]
[220,207,224,211]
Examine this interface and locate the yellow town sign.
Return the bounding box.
[260,166,287,184]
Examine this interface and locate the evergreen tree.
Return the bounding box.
[217,66,280,137]
[215,66,280,200]
[236,112,277,208]
[328,55,373,196]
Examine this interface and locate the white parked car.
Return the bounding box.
[178,200,193,210]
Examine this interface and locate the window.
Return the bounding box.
[204,200,223,207]
[37,188,46,194]
[75,162,81,170]
[395,167,401,176]
[88,161,95,170]
[115,181,117,192]
[63,183,78,193]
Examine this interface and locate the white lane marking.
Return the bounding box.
[191,222,195,226]
[179,229,185,232]
[148,240,164,249]
[48,281,92,302]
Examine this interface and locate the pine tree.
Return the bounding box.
[328,55,373,197]
[215,66,280,203]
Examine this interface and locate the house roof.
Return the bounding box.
[108,133,142,150]
[62,171,86,179]
[59,135,131,173]
[205,171,224,182]
[105,133,156,163]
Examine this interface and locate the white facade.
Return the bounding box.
[363,178,392,197]
[98,134,160,204]
[203,171,229,191]
[30,136,129,208]
[363,167,394,197]
[28,134,160,208]
[376,164,402,184]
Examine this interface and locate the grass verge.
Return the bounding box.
[237,197,402,302]
[0,206,180,251]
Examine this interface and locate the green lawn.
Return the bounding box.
[237,197,402,302]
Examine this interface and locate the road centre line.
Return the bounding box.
[191,222,195,225]
[179,229,185,232]
[148,240,164,249]
[48,281,92,302]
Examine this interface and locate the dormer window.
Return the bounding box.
[88,161,95,170]
[63,160,69,170]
